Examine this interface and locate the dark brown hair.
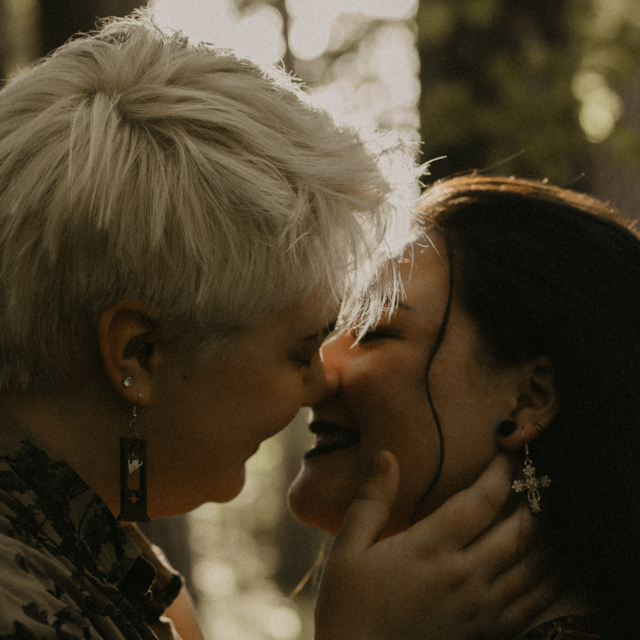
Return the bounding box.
[418,174,640,638]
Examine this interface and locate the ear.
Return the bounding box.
[97,300,161,406]
[497,356,556,450]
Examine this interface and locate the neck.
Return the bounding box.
[0,384,127,518]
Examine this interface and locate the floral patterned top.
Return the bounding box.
[521,615,603,639]
[0,413,183,639]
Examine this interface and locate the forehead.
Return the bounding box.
[397,238,451,318]
[246,287,340,345]
[395,238,489,369]
[279,287,340,332]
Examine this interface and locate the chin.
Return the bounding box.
[287,474,345,536]
[210,469,247,503]
[168,469,248,514]
[288,466,431,540]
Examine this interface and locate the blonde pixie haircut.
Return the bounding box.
[0,13,417,392]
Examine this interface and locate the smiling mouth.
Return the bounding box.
[305,421,360,459]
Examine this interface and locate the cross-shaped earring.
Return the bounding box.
[512,442,550,513]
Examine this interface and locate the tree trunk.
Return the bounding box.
[0,0,10,80]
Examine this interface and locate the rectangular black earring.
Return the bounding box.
[118,436,150,522]
[117,395,150,522]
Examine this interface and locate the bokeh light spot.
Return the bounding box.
[572,71,623,143]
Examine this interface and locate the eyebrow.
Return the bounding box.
[301,319,337,342]
[382,294,415,314]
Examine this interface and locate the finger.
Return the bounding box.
[458,548,554,640]
[487,544,548,602]
[465,504,535,578]
[331,450,400,552]
[493,578,558,640]
[407,454,513,551]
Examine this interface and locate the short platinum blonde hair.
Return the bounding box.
[0,12,418,391]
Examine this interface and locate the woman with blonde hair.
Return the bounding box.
[0,15,544,639]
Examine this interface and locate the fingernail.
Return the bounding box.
[371,451,390,478]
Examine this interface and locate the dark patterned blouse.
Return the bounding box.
[0,413,183,639]
[521,615,603,639]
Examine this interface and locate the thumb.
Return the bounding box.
[331,450,400,552]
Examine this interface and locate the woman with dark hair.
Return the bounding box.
[289,174,640,639]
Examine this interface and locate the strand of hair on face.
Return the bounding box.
[411,235,455,523]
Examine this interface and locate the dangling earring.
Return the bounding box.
[512,440,550,514]
[117,379,150,522]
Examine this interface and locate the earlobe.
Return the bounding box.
[97,301,159,405]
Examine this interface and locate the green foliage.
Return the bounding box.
[416,0,640,185]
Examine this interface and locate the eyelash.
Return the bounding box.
[294,349,319,368]
[360,328,397,343]
[293,323,338,368]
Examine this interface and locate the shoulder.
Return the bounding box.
[0,531,115,639]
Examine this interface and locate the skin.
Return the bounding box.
[0,289,338,519]
[289,236,586,635]
[0,290,337,640]
[288,237,554,539]
[132,292,339,515]
[0,271,561,639]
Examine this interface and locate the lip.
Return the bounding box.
[305,420,360,459]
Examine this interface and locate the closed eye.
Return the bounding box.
[359,328,398,343]
[294,348,322,368]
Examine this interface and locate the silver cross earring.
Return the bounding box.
[512,441,550,514]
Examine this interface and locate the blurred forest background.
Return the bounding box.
[2,1,639,638]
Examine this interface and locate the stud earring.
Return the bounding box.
[512,442,550,514]
[497,419,517,437]
[117,391,150,522]
[123,376,134,388]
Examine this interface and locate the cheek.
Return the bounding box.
[410,378,504,518]
[252,375,307,434]
[378,419,443,536]
[218,366,308,434]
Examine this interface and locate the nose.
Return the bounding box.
[301,332,346,407]
[301,353,328,406]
